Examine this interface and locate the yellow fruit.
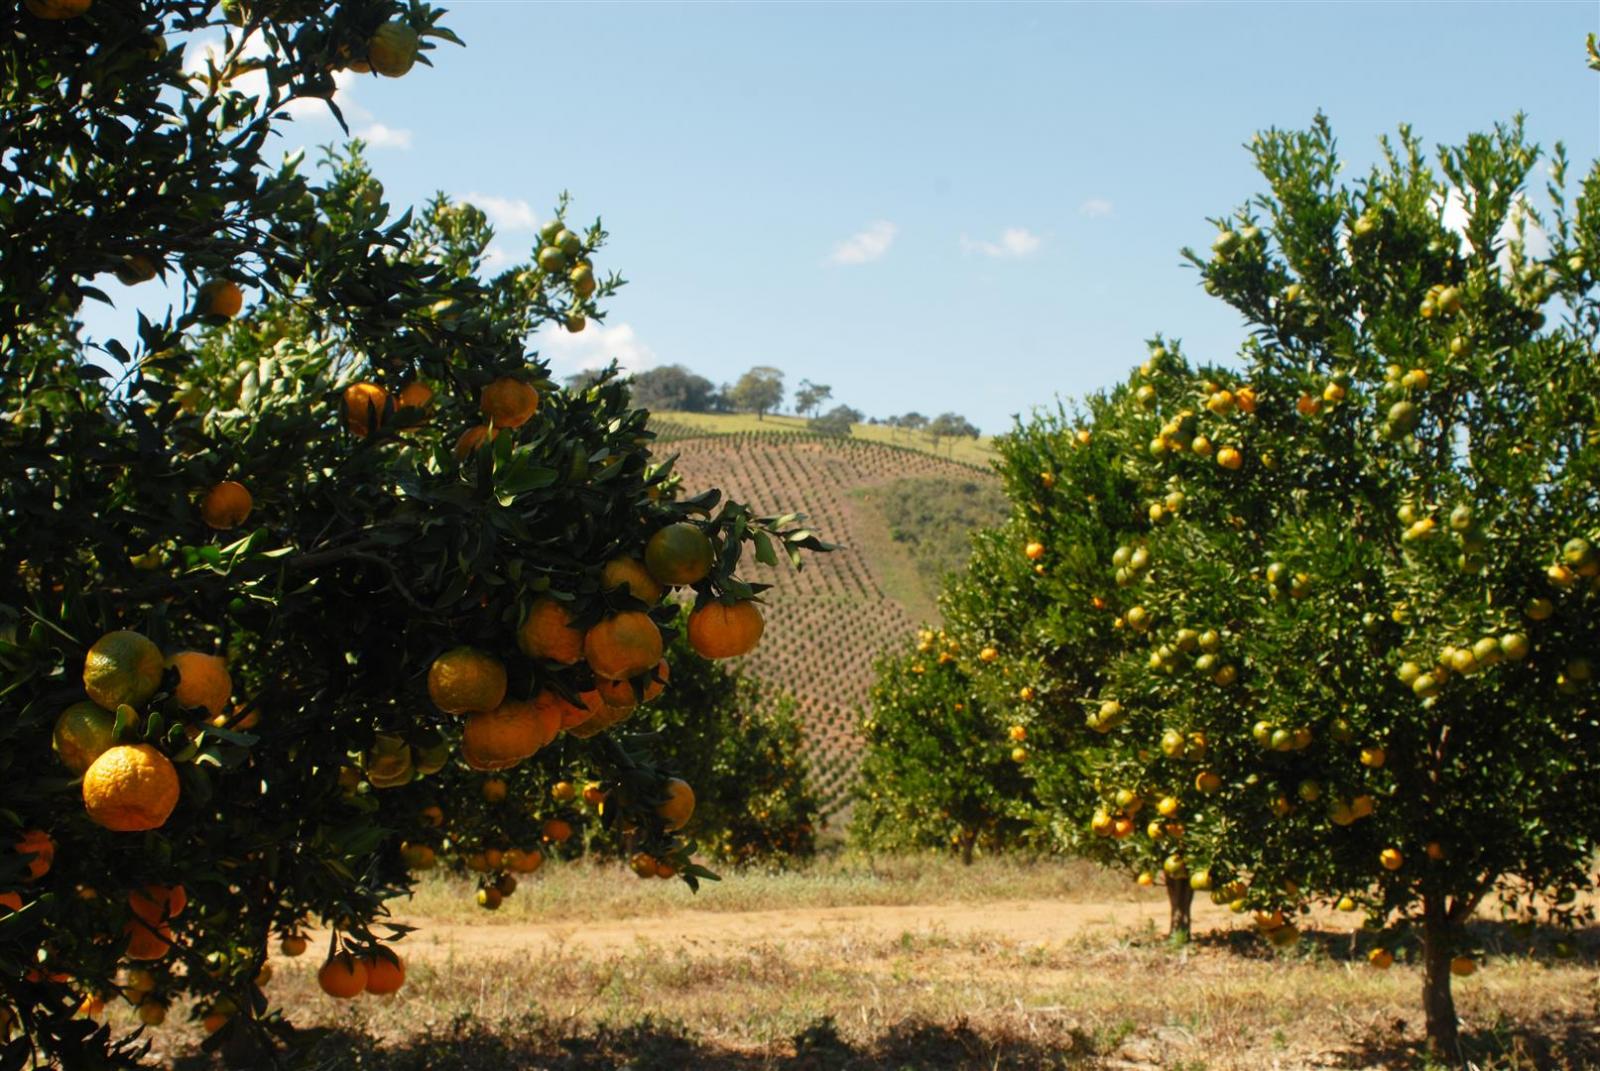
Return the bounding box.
[479,376,540,428]
[200,480,253,529]
[585,612,664,680]
[657,778,695,831]
[165,651,231,718]
[53,701,118,774]
[83,630,164,711]
[1216,446,1244,471]
[517,598,585,664]
[427,647,508,715]
[366,20,419,77]
[644,523,715,587]
[1024,542,1046,561]
[82,744,179,831]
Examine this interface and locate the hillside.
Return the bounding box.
[651,410,997,469]
[657,426,1004,814]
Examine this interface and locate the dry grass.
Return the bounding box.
[145,856,1599,1070]
[651,411,998,469]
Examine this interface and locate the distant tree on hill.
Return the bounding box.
[808,404,862,437]
[633,364,721,412]
[887,412,928,442]
[795,379,833,419]
[730,365,785,420]
[928,412,980,453]
[564,368,607,391]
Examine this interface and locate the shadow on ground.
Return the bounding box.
[173,1014,1101,1071]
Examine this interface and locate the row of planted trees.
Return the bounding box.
[856,112,1600,1057]
[2,2,824,1067]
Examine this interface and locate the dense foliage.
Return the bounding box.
[0,4,820,1066]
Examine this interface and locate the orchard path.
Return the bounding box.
[360,894,1356,963]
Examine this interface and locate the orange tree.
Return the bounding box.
[406,621,819,898]
[956,115,1599,1057]
[851,628,1034,865]
[0,4,823,1066]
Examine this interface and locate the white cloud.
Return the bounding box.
[1434,187,1551,274]
[356,122,412,150]
[961,227,1043,258]
[1079,198,1114,218]
[187,35,381,133]
[536,321,657,377]
[480,244,516,273]
[461,193,539,232]
[829,221,897,265]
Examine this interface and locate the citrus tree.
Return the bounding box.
[956,115,1599,1057]
[0,4,823,1066]
[852,628,1034,864]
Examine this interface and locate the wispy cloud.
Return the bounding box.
[1079,198,1114,218]
[829,221,897,265]
[356,122,412,150]
[461,193,539,232]
[961,227,1043,258]
[537,321,657,377]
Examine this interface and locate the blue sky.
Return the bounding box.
[89,2,1599,434]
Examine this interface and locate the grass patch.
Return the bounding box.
[649,411,997,468]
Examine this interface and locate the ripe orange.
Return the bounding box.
[517,598,584,664]
[343,382,389,438]
[584,612,664,681]
[399,842,436,870]
[541,818,573,844]
[452,423,496,459]
[479,376,540,428]
[566,698,630,738]
[654,860,676,880]
[361,951,405,995]
[83,744,179,831]
[600,557,663,603]
[530,687,598,732]
[476,887,503,910]
[83,629,164,711]
[1216,446,1244,471]
[123,920,173,961]
[23,0,93,18]
[1024,541,1046,561]
[197,279,243,319]
[482,777,508,803]
[427,647,507,715]
[644,523,715,587]
[462,700,550,771]
[1450,955,1476,977]
[1379,847,1404,871]
[594,675,640,711]
[641,660,669,701]
[15,830,54,881]
[200,481,252,530]
[507,847,544,874]
[551,781,576,802]
[53,701,118,774]
[657,778,695,831]
[317,954,367,999]
[136,1000,167,1027]
[367,20,419,78]
[280,933,308,957]
[687,600,764,659]
[128,884,186,925]
[165,651,231,718]
[0,892,21,913]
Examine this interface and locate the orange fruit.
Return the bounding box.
[128,884,186,925]
[507,847,544,873]
[343,382,389,439]
[427,647,507,715]
[462,699,548,771]
[656,778,695,831]
[600,558,663,604]
[418,804,444,827]
[23,0,93,18]
[642,660,669,701]
[594,675,643,710]
[197,279,243,319]
[644,523,715,587]
[82,744,180,832]
[654,860,676,880]
[280,934,308,957]
[165,651,231,718]
[551,781,576,802]
[1024,542,1046,561]
[517,598,584,664]
[565,699,629,738]
[630,852,658,878]
[541,818,573,844]
[397,381,433,412]
[1450,955,1476,977]
[479,376,540,428]
[482,777,508,803]
[399,842,435,870]
[15,830,53,881]
[83,629,164,711]
[0,892,22,913]
[528,688,591,733]
[687,600,764,659]
[452,424,496,460]
[200,480,252,530]
[53,701,118,774]
[136,1000,167,1027]
[317,954,367,998]
[123,919,173,961]
[584,612,663,681]
[361,951,405,995]
[201,1010,230,1033]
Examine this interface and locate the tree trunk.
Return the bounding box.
[1421,897,1460,1059]
[1165,877,1193,943]
[959,829,976,866]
